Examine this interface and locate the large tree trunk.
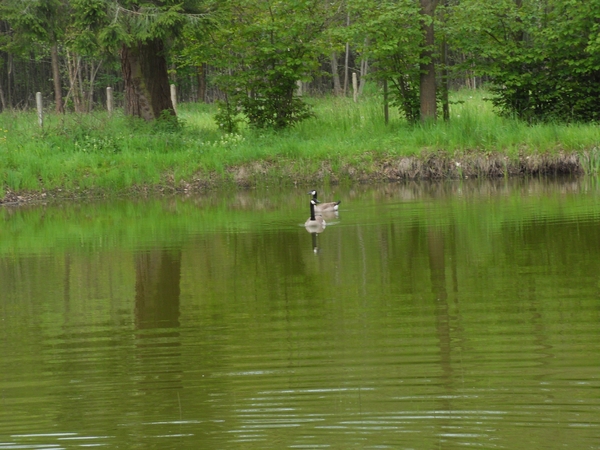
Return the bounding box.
[50,44,63,114]
[120,38,175,120]
[419,0,437,122]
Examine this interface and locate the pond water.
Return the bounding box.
[1,178,600,450]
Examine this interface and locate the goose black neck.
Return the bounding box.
[309,201,316,221]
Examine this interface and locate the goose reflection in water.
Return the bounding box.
[308,232,321,253]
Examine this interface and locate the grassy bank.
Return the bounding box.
[1,89,599,203]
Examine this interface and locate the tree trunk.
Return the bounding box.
[7,53,12,109]
[440,30,449,121]
[197,64,206,103]
[343,12,350,96]
[419,0,437,122]
[50,44,63,114]
[65,51,84,113]
[330,51,342,96]
[86,60,102,112]
[120,38,175,120]
[359,45,368,96]
[0,84,5,112]
[383,78,389,125]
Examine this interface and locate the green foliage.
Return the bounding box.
[0,0,68,57]
[346,0,423,123]
[208,0,328,130]
[155,109,185,133]
[214,99,246,134]
[448,0,600,122]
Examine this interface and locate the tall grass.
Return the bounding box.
[1,89,600,197]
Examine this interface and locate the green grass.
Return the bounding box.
[1,88,600,198]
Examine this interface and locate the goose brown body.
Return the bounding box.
[308,190,341,212]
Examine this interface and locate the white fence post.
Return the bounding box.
[106,87,113,116]
[170,84,177,114]
[36,92,43,127]
[352,72,358,103]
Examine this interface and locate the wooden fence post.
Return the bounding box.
[36,92,43,127]
[170,84,177,114]
[106,87,113,116]
[352,72,358,103]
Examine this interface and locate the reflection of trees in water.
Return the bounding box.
[133,249,183,398]
[134,249,181,329]
[343,177,586,204]
[428,228,451,380]
[427,223,468,444]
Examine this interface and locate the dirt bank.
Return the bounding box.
[0,150,587,206]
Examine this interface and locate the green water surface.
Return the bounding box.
[1,178,599,449]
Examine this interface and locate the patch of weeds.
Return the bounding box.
[580,146,600,174]
[214,100,246,133]
[74,135,123,154]
[155,110,185,133]
[199,133,245,150]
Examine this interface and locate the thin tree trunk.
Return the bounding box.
[359,39,369,96]
[65,51,84,113]
[77,58,85,112]
[440,28,449,121]
[120,39,175,121]
[50,43,63,114]
[197,64,206,102]
[343,12,350,96]
[0,55,5,111]
[419,0,438,121]
[7,53,12,109]
[86,60,102,112]
[383,79,389,125]
[331,51,342,95]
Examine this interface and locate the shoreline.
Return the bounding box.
[0,150,588,206]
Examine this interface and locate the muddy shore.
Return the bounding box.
[0,150,587,206]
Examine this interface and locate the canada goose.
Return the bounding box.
[305,198,326,231]
[308,190,341,212]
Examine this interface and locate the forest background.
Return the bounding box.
[1,0,600,201]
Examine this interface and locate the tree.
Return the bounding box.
[74,0,210,120]
[347,0,423,123]
[1,0,69,113]
[419,0,437,121]
[114,3,185,120]
[448,0,600,122]
[209,0,336,130]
